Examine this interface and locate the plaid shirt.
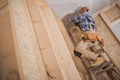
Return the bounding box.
[71,12,96,32]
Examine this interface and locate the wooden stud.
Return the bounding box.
[9,0,48,80]
[26,0,64,79]
[100,12,120,42]
[35,0,82,80]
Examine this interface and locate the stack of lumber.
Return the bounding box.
[0,0,82,80]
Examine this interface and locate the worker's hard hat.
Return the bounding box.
[79,7,89,14]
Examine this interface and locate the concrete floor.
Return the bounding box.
[45,0,117,18]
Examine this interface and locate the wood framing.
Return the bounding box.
[26,0,64,79]
[9,0,49,80]
[0,0,120,80]
[94,0,120,70]
[0,0,82,80]
[0,0,19,80]
[35,0,81,80]
[99,1,120,42]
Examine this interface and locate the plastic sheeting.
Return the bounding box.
[45,0,117,18]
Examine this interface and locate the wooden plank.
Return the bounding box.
[35,0,82,80]
[100,12,120,43]
[73,57,90,80]
[95,65,113,75]
[26,0,64,80]
[54,18,89,79]
[0,4,19,80]
[101,2,117,13]
[0,0,8,9]
[9,0,48,80]
[91,61,112,71]
[82,59,97,80]
[100,44,120,73]
[93,1,119,18]
[52,9,89,80]
[53,12,75,57]
[98,1,120,73]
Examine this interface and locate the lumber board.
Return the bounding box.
[26,0,64,80]
[0,0,8,9]
[53,11,90,80]
[93,0,120,18]
[104,5,120,22]
[95,65,113,75]
[9,0,48,80]
[53,12,89,80]
[100,12,120,43]
[53,13,75,57]
[94,15,120,68]
[91,61,112,71]
[94,3,120,77]
[36,0,82,80]
[0,4,19,80]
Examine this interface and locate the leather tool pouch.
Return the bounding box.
[84,33,97,42]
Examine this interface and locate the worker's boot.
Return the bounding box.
[90,57,105,67]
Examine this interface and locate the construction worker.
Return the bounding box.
[70,7,105,67]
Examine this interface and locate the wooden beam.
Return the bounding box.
[9,0,48,80]
[100,12,120,43]
[93,0,119,18]
[53,6,89,80]
[35,0,82,80]
[0,0,8,9]
[26,0,64,79]
[53,12,75,57]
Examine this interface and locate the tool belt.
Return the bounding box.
[81,33,104,46]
